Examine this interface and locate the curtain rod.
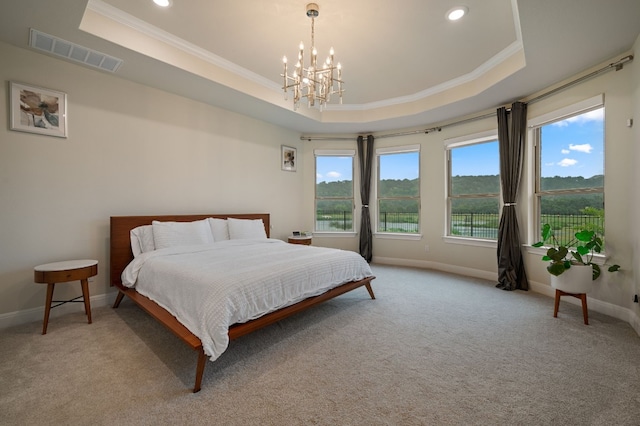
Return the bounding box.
[300,54,633,141]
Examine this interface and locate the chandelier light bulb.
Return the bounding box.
[283,56,287,64]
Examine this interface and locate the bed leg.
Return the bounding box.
[365,282,376,300]
[193,347,207,393]
[112,291,125,308]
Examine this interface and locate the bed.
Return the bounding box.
[110,213,376,392]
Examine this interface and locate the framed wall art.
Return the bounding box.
[9,81,67,138]
[281,145,297,172]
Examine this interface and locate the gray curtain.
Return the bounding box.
[496,102,529,291]
[357,135,374,262]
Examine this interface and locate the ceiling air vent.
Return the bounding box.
[29,28,123,73]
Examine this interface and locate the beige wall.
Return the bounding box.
[306,52,637,320]
[0,42,304,319]
[631,34,640,326]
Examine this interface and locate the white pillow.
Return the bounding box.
[227,218,267,240]
[130,225,155,257]
[152,219,214,249]
[208,218,230,241]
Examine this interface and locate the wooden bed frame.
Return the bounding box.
[110,213,375,392]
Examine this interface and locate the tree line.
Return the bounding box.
[317,175,604,214]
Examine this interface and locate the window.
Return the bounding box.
[530,95,605,246]
[376,145,420,234]
[446,131,500,240]
[315,150,355,232]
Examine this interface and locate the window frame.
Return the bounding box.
[374,144,421,239]
[314,149,356,235]
[444,130,501,243]
[528,94,605,246]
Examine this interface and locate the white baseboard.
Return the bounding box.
[372,256,640,335]
[0,293,116,330]
[372,256,498,282]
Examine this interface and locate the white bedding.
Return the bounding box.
[121,239,373,361]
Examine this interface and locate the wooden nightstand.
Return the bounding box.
[34,259,98,334]
[288,236,312,246]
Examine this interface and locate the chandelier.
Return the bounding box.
[281,3,344,110]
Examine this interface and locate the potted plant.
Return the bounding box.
[533,223,620,293]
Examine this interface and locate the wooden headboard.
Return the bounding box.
[110,213,270,289]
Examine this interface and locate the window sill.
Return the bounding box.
[442,236,497,248]
[524,245,607,265]
[374,232,422,241]
[313,232,357,238]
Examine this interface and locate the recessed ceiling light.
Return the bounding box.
[447,6,468,21]
[153,0,171,7]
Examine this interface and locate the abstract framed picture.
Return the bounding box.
[281,145,297,172]
[9,81,67,138]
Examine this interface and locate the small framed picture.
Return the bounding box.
[281,145,297,172]
[292,231,301,236]
[9,81,67,138]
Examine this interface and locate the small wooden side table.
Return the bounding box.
[34,259,98,334]
[288,236,312,246]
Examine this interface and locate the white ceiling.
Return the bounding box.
[1,0,639,135]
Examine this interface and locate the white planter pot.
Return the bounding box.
[549,264,593,294]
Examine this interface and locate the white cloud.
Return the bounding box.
[316,173,322,179]
[569,143,593,153]
[558,158,578,167]
[552,108,603,127]
[327,171,341,178]
[561,149,570,154]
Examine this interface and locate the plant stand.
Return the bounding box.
[553,289,588,325]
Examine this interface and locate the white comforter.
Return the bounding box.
[121,239,373,361]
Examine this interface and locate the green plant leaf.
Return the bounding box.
[608,264,621,272]
[575,230,594,242]
[592,264,601,280]
[541,223,552,241]
[572,251,585,264]
[547,262,566,276]
[576,246,589,256]
[546,247,568,262]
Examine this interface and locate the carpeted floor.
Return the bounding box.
[2,264,640,425]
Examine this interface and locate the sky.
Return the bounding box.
[316,155,353,183]
[451,107,604,178]
[540,107,604,178]
[316,152,420,183]
[316,107,604,183]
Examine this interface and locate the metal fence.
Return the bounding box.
[316,210,420,233]
[450,213,499,239]
[315,211,353,231]
[539,214,604,246]
[316,211,605,243]
[378,212,419,233]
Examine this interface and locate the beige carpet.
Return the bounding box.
[2,264,640,425]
